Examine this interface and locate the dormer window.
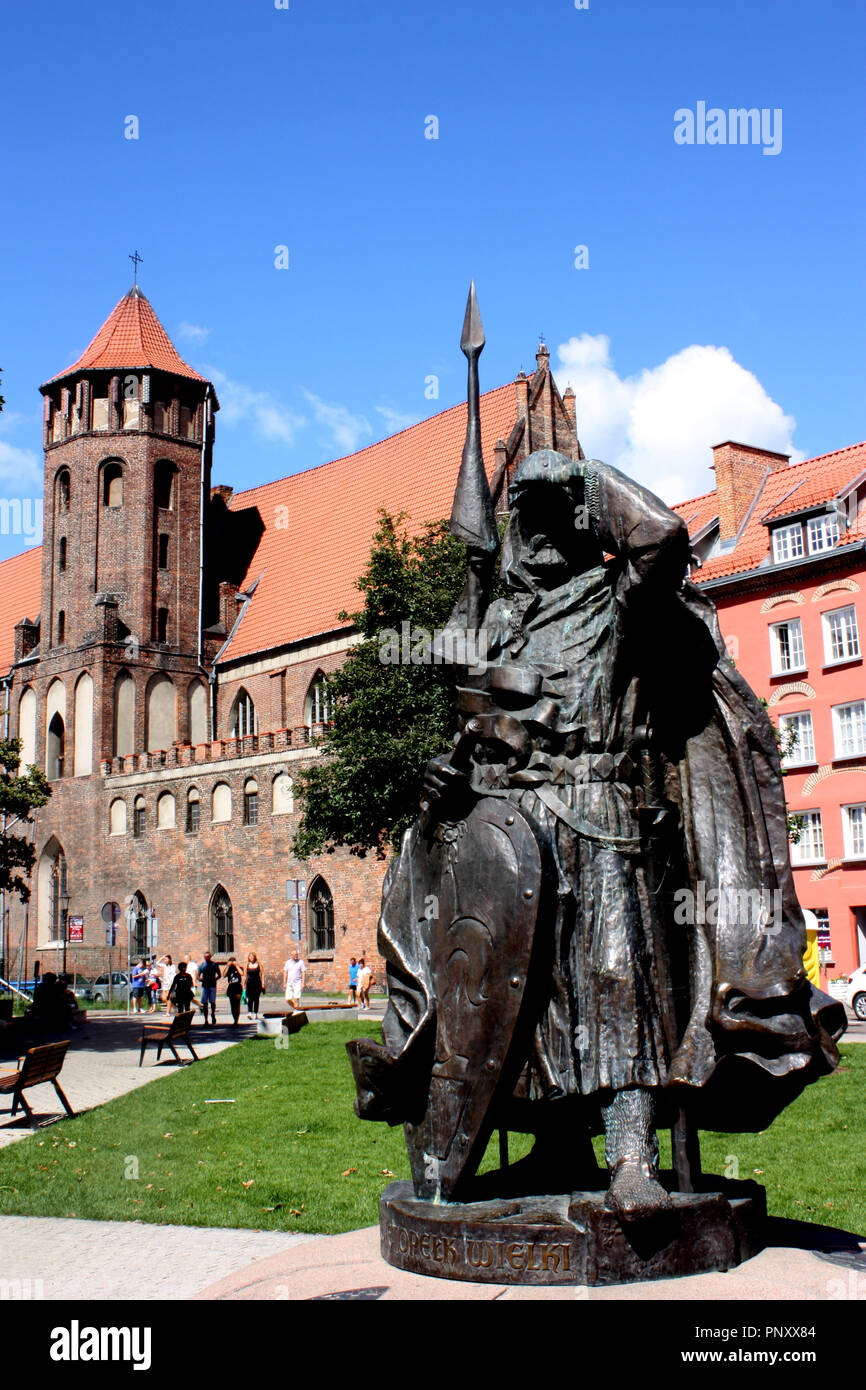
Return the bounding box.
[807,514,839,554]
[771,523,803,563]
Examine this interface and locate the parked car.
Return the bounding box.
[91,971,132,1003]
[845,967,866,1021]
[71,976,93,1001]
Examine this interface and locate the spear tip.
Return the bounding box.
[460,280,485,356]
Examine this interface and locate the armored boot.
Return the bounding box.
[602,1087,673,1222]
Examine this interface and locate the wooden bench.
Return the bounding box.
[138,1010,198,1067]
[0,1041,74,1124]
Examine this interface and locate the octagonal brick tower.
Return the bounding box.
[35,286,219,764]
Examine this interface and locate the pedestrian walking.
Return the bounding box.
[282,947,306,1010]
[196,951,222,1026]
[168,961,195,1015]
[244,953,264,1020]
[224,956,244,1025]
[348,956,359,1006]
[357,957,373,1012]
[159,954,176,1011]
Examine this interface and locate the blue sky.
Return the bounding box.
[1,0,863,560]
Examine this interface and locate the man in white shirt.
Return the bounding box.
[282,948,306,1010]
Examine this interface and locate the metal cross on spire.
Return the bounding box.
[129,250,144,287]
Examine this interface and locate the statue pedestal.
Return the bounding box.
[380,1178,766,1286]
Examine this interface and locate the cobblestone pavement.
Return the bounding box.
[0,1214,317,1300]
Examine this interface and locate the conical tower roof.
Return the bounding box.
[42,286,207,387]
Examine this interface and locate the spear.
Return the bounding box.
[450,282,497,555]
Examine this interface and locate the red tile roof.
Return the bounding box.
[220,382,518,660]
[42,288,206,386]
[675,441,866,583]
[0,548,42,675]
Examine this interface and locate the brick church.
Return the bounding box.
[0,286,583,993]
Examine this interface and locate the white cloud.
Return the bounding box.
[177,322,211,344]
[301,389,372,454]
[553,335,800,504]
[375,405,422,435]
[0,439,42,486]
[205,368,306,446]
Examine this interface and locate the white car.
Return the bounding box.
[845,967,866,1021]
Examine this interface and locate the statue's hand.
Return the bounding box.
[420,752,468,815]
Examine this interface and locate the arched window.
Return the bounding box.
[212,782,232,823]
[308,876,335,954]
[102,462,123,507]
[154,461,175,511]
[272,771,294,815]
[157,792,176,829]
[133,795,146,838]
[17,687,36,771]
[109,799,127,836]
[210,886,234,955]
[47,713,65,780]
[243,778,258,826]
[188,680,208,745]
[229,689,257,739]
[58,537,67,572]
[55,470,70,514]
[114,671,135,757]
[146,674,175,752]
[73,673,93,776]
[186,787,200,834]
[305,673,331,729]
[49,849,69,944]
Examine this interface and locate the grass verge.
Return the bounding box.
[0,1026,861,1236]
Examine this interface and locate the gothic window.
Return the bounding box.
[243,778,258,826]
[114,672,135,758]
[308,877,335,954]
[229,689,257,739]
[103,462,123,507]
[146,674,175,751]
[132,891,149,959]
[49,851,69,944]
[186,788,200,834]
[17,687,36,770]
[73,673,93,776]
[154,461,175,511]
[210,886,234,956]
[47,713,65,780]
[56,470,71,514]
[188,680,208,745]
[305,673,331,729]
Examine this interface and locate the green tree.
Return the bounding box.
[292,511,475,859]
[0,739,50,903]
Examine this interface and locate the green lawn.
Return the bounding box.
[0,1024,862,1236]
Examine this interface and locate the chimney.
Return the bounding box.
[712,440,790,541]
[210,484,234,506]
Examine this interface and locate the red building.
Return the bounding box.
[674,440,866,981]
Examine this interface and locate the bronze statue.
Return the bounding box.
[348,286,846,1284]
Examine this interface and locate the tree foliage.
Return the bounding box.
[292,512,471,859]
[0,740,51,903]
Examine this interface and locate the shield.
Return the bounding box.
[403,796,550,1201]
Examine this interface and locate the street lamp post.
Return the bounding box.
[60,892,71,978]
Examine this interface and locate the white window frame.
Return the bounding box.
[832,700,866,759]
[842,803,866,860]
[822,605,860,665]
[769,618,806,675]
[771,523,804,563]
[790,810,825,865]
[807,514,839,554]
[777,710,816,768]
